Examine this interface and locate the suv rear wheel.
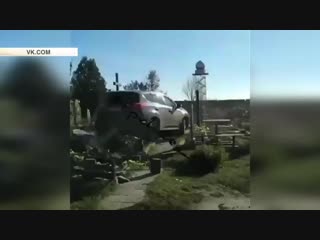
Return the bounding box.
[149,117,160,132]
[179,118,188,135]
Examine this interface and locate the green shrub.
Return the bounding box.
[126,160,149,171]
[176,145,227,176]
[193,124,210,136]
[229,141,250,159]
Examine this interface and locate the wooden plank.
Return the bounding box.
[203,119,231,123]
[206,122,230,124]
[218,140,233,144]
[218,125,234,128]
[216,133,245,137]
[224,145,239,148]
[160,151,177,156]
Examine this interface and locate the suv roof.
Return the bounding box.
[107,90,165,96]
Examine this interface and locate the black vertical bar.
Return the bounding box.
[195,90,200,126]
[232,136,235,149]
[190,103,194,141]
[115,73,119,91]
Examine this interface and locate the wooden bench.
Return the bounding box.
[215,133,245,148]
[203,119,231,134]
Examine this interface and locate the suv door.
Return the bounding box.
[163,96,181,128]
[153,93,173,129]
[163,96,177,127]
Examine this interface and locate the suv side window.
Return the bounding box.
[164,96,176,108]
[143,93,165,105]
[154,94,166,105]
[143,93,155,102]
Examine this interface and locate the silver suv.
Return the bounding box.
[94,91,189,139]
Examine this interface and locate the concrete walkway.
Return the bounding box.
[99,170,157,210]
[190,185,250,210]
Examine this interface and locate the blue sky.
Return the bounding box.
[0,30,72,87]
[71,30,250,100]
[0,30,250,100]
[251,30,320,99]
[2,30,320,100]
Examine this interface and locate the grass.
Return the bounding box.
[71,138,250,210]
[122,170,203,210]
[201,155,250,194]
[123,153,250,210]
[70,179,116,210]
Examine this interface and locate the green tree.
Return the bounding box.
[123,70,161,92]
[123,80,148,91]
[70,57,106,119]
[146,70,160,91]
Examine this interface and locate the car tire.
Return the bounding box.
[149,117,160,132]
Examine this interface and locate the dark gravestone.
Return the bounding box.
[149,157,162,174]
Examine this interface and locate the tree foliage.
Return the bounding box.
[123,80,148,91]
[123,70,160,92]
[146,70,160,91]
[70,57,106,119]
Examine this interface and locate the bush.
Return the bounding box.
[175,145,227,176]
[70,135,87,153]
[229,141,250,159]
[106,135,143,154]
[193,124,210,137]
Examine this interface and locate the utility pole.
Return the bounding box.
[190,102,194,141]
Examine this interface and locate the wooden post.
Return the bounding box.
[190,103,194,141]
[215,124,218,135]
[195,90,200,126]
[232,136,236,149]
[87,109,91,126]
[72,100,77,127]
[195,90,204,143]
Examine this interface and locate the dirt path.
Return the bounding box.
[190,185,250,210]
[98,170,157,210]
